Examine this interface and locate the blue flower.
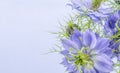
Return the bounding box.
[104,10,120,36]
[61,29,113,73]
[109,40,120,61]
[104,10,120,61]
[69,0,114,22]
[104,14,118,36]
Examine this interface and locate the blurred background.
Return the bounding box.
[0,0,71,73]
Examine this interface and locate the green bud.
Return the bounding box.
[115,0,120,4]
[66,22,81,36]
[92,0,102,11]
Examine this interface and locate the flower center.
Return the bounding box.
[73,49,94,69]
[74,52,89,65]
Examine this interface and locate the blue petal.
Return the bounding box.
[71,0,93,9]
[83,67,96,73]
[98,5,114,15]
[94,54,113,72]
[82,30,91,46]
[61,57,70,67]
[70,69,81,73]
[82,30,96,49]
[75,70,80,73]
[104,14,118,35]
[103,48,113,57]
[67,65,76,72]
[70,29,82,49]
[118,54,120,61]
[118,10,120,17]
[94,38,110,52]
[61,39,79,50]
[61,50,69,56]
[70,0,114,23]
[88,14,101,22]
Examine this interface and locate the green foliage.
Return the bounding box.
[54,13,105,39]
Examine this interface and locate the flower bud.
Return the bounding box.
[66,23,81,36]
[115,0,120,4]
[92,0,102,11]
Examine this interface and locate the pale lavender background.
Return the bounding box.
[0,0,71,73]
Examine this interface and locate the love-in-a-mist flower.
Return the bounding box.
[69,0,114,22]
[61,29,113,73]
[104,10,120,61]
[109,41,120,60]
[104,14,118,36]
[104,10,120,38]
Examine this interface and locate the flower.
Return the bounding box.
[104,10,120,61]
[61,29,113,73]
[104,14,118,36]
[109,41,120,61]
[104,10,120,36]
[69,0,114,22]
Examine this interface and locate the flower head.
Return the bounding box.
[110,41,120,60]
[69,0,115,22]
[108,39,120,61]
[104,10,120,61]
[61,29,113,73]
[104,10,120,36]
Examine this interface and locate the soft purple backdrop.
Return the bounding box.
[0,0,71,73]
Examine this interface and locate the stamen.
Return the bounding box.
[73,50,93,68]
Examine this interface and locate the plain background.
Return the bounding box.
[0,0,71,73]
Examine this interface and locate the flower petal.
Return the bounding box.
[118,54,120,61]
[83,67,96,73]
[94,54,113,73]
[70,30,82,49]
[66,64,76,72]
[61,39,79,50]
[61,50,69,56]
[61,57,70,67]
[82,30,96,49]
[103,48,113,57]
[94,38,110,52]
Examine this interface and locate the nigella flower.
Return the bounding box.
[69,0,114,22]
[61,29,113,73]
[104,10,120,61]
[109,41,120,61]
[104,10,120,36]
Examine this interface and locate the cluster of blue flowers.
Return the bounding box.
[56,0,120,73]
